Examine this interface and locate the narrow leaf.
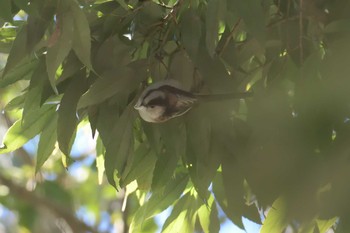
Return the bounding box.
[2,26,29,77]
[198,195,220,233]
[260,197,289,233]
[0,58,38,88]
[46,10,74,93]
[129,174,189,232]
[324,19,350,34]
[0,106,55,154]
[212,172,244,228]
[4,94,25,111]
[70,1,93,70]
[36,114,58,173]
[22,58,47,127]
[186,109,214,200]
[180,9,202,62]
[104,104,136,189]
[57,73,88,155]
[121,142,157,187]
[78,67,137,109]
[162,193,197,233]
[206,0,226,57]
[151,120,186,191]
[316,217,337,233]
[96,136,105,185]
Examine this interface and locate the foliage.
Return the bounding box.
[0,0,350,232]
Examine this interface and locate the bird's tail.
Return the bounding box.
[194,91,253,102]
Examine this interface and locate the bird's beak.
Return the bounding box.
[134,104,142,110]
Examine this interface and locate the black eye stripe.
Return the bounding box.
[142,85,194,105]
[146,97,167,106]
[159,85,195,98]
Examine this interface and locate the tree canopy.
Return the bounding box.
[1,0,350,232]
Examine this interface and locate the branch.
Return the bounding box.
[0,174,101,233]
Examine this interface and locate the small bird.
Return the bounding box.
[134,79,253,123]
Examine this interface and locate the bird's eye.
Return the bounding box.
[149,105,155,108]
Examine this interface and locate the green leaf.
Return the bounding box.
[78,67,139,109]
[70,1,93,70]
[222,155,251,227]
[186,109,215,200]
[0,57,39,88]
[96,136,105,185]
[151,119,186,191]
[22,58,48,127]
[298,221,316,233]
[161,193,197,233]
[104,104,136,189]
[260,197,289,233]
[0,106,55,154]
[316,217,337,233]
[206,0,226,57]
[129,174,189,233]
[59,52,83,83]
[324,19,350,34]
[26,10,54,53]
[121,142,157,188]
[169,51,195,90]
[180,9,202,61]
[57,73,88,155]
[36,114,58,173]
[198,195,220,233]
[229,0,266,43]
[141,121,162,155]
[94,102,120,144]
[46,10,74,93]
[212,172,244,228]
[2,25,29,77]
[4,94,26,111]
[0,0,12,22]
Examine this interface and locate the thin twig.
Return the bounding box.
[163,0,184,21]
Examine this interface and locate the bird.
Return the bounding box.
[134,79,253,123]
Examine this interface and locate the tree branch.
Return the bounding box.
[0,174,101,233]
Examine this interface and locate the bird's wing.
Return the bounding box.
[175,94,197,109]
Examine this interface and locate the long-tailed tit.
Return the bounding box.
[134,79,253,123]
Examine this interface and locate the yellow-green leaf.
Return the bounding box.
[198,195,220,233]
[96,136,105,185]
[261,197,289,233]
[316,217,337,233]
[129,174,189,233]
[0,106,55,154]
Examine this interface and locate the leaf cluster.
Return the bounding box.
[1,0,350,232]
